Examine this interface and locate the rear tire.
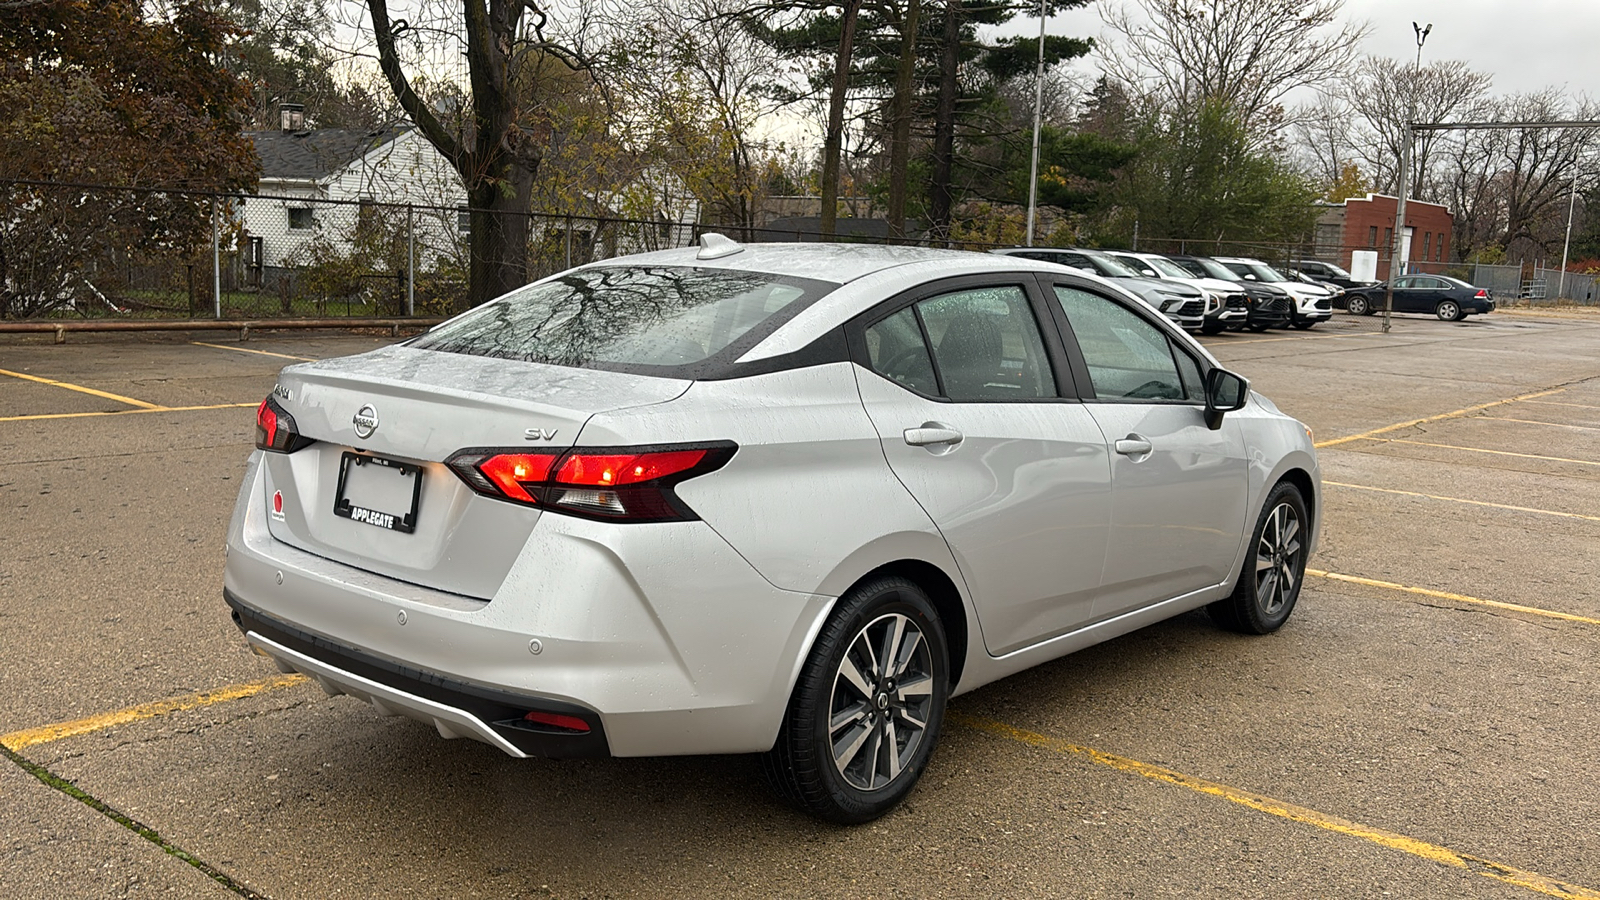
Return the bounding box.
[1209,481,1309,635]
[1436,300,1460,321]
[762,576,949,824]
[1347,296,1370,316]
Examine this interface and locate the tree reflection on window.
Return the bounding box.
[410,266,834,370]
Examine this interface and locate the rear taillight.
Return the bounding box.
[446,442,736,522]
[255,397,312,452]
[1475,289,1488,299]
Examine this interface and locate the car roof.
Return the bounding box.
[587,241,1073,284]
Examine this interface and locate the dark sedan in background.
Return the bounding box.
[1344,274,1495,320]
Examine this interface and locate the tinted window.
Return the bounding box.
[919,286,1056,401]
[865,307,938,396]
[410,266,836,371]
[1415,276,1447,289]
[1053,286,1189,402]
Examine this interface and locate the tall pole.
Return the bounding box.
[212,196,222,320]
[1560,179,1577,299]
[407,204,416,316]
[1384,22,1431,334]
[1025,0,1046,246]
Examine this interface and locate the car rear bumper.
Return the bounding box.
[224,453,832,758]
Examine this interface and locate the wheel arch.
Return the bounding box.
[842,559,971,691]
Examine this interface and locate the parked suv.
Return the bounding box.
[1165,254,1293,331]
[991,247,1212,331]
[226,238,1320,824]
[1213,257,1335,330]
[1104,250,1250,335]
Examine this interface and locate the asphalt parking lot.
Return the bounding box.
[4,310,1599,899]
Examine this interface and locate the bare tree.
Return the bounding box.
[1100,0,1368,131]
[363,0,596,307]
[1345,56,1492,202]
[1441,90,1600,260]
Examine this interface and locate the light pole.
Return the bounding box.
[1560,179,1577,299]
[1025,0,1046,247]
[1384,21,1430,334]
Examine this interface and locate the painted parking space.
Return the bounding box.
[5,319,1600,898]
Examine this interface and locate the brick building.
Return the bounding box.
[1313,193,1453,280]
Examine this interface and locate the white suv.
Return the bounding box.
[1213,257,1335,329]
[226,239,1320,823]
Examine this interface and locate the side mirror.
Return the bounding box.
[1204,368,1249,430]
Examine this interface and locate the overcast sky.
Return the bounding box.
[1045,0,1600,101]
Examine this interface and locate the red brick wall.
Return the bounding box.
[1338,195,1453,280]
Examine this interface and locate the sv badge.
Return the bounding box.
[524,428,559,442]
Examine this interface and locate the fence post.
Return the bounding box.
[564,215,573,270]
[212,196,222,319]
[407,204,415,316]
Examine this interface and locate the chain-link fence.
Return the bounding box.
[1,180,1025,323]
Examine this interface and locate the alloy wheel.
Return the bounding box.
[828,612,934,792]
[1254,502,1303,616]
[1437,301,1459,321]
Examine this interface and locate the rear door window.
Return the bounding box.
[864,285,1058,401]
[409,265,837,374]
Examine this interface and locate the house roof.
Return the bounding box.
[247,126,411,181]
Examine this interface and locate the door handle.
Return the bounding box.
[904,424,964,447]
[1114,434,1153,457]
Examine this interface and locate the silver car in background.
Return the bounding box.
[226,239,1320,823]
[989,246,1214,330]
[1103,250,1251,334]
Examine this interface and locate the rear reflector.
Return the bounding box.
[522,710,591,734]
[446,442,736,522]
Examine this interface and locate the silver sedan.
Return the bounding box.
[225,238,1320,823]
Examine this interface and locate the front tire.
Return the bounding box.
[1436,300,1460,321]
[1346,296,1370,316]
[762,576,949,824]
[1209,481,1309,635]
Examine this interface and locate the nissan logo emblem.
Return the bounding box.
[352,404,379,439]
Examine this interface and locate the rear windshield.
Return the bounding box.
[410,265,838,374]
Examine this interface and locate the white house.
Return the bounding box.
[242,110,468,278]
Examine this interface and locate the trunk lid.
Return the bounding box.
[259,345,689,599]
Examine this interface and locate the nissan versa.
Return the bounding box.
[225,238,1320,823]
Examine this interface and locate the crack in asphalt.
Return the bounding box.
[1,741,271,899]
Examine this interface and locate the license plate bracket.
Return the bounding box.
[334,452,422,533]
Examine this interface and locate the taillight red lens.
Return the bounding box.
[256,399,278,448]
[1475,289,1488,298]
[255,396,310,452]
[446,443,735,522]
[553,449,707,486]
[477,453,558,502]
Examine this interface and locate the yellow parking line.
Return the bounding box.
[1307,570,1600,626]
[951,713,1600,899]
[0,367,161,410]
[1325,481,1600,523]
[191,341,315,362]
[1358,437,1600,468]
[0,674,308,751]
[1520,399,1600,411]
[1482,416,1600,432]
[1314,387,1568,448]
[0,402,258,423]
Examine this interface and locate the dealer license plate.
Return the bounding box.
[333,452,422,533]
